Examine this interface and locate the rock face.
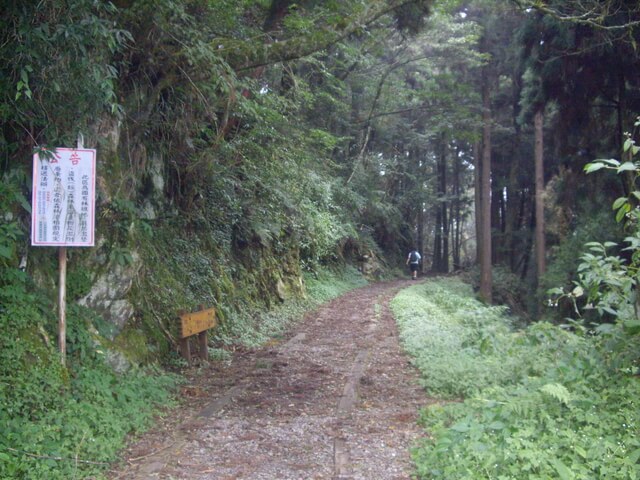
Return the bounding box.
[276,277,287,301]
[360,250,383,279]
[276,275,306,301]
[140,153,166,220]
[79,251,141,336]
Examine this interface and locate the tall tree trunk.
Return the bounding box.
[417,199,425,272]
[474,140,482,264]
[491,181,502,264]
[521,196,536,281]
[433,206,442,272]
[616,67,626,156]
[513,187,530,279]
[504,160,519,272]
[440,132,449,273]
[506,62,524,273]
[479,67,493,303]
[534,109,546,279]
[617,67,635,197]
[452,145,462,269]
[431,153,442,272]
[417,149,425,273]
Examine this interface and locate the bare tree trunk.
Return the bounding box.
[479,67,493,303]
[534,108,546,279]
[504,160,519,271]
[417,199,425,273]
[417,149,425,273]
[520,196,536,281]
[513,189,531,279]
[433,206,442,272]
[440,132,449,273]
[616,68,635,199]
[452,145,462,269]
[491,181,503,264]
[474,140,482,264]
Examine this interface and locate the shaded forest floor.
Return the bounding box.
[109,279,431,479]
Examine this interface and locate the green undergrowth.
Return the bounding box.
[0,270,178,480]
[392,277,640,479]
[303,265,369,303]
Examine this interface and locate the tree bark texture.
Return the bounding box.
[534,109,546,278]
[432,134,449,273]
[479,67,493,303]
[452,145,462,270]
[473,140,482,265]
[440,136,449,273]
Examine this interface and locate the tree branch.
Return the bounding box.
[214,0,427,72]
[512,0,640,31]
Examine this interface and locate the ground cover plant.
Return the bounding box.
[392,278,640,479]
[0,273,179,480]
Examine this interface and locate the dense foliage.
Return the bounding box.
[393,278,640,479]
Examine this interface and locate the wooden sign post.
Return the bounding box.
[58,246,67,365]
[179,306,217,364]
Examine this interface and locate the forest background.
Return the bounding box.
[1,0,640,478]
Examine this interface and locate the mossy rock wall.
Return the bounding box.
[123,211,307,362]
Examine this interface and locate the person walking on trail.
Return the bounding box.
[406,249,421,280]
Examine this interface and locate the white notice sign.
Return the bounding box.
[31,148,96,247]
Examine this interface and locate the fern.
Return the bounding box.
[539,383,571,406]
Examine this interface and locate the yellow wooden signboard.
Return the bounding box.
[180,307,216,338]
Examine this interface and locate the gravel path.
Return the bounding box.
[110,280,429,479]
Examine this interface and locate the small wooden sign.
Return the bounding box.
[180,308,216,338]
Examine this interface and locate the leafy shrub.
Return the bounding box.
[540,207,622,322]
[393,277,640,479]
[0,363,177,480]
[414,370,640,479]
[298,176,360,269]
[393,278,562,398]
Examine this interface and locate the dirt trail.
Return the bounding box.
[110,280,429,480]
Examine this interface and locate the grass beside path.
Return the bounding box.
[392,277,640,480]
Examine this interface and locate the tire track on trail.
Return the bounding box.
[110,280,428,480]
